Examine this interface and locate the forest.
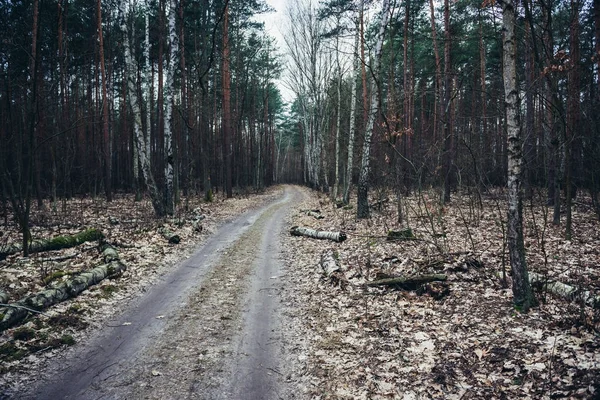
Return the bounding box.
[1,0,600,398]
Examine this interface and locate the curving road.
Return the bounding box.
[24,186,305,400]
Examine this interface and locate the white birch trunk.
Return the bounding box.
[333,34,342,200]
[121,1,165,216]
[164,0,178,215]
[144,6,152,159]
[357,0,390,218]
[343,8,361,205]
[502,0,535,311]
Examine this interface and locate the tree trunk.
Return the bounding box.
[566,0,581,239]
[356,0,390,219]
[164,0,178,215]
[502,0,536,311]
[97,0,112,202]
[343,8,360,206]
[442,0,453,204]
[222,3,233,198]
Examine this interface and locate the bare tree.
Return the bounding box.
[356,0,391,218]
[283,0,333,190]
[121,0,165,216]
[500,0,536,311]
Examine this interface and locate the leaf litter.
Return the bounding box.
[278,187,600,399]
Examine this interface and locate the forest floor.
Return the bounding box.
[282,187,600,399]
[1,185,599,399]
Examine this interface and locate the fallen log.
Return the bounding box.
[366,274,447,290]
[0,244,126,332]
[0,228,104,260]
[320,250,341,276]
[290,226,347,243]
[529,272,600,308]
[320,250,347,287]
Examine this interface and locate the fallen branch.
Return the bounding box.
[290,226,347,243]
[0,228,104,260]
[0,244,127,332]
[366,274,447,289]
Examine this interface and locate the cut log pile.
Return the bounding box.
[0,244,127,332]
[0,228,104,260]
[291,226,347,243]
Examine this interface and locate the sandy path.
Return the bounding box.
[23,186,304,400]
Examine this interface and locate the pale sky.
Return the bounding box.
[255,0,294,103]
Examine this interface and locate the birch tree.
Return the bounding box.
[356,0,391,218]
[164,0,179,215]
[120,1,165,216]
[500,0,536,311]
[343,8,360,205]
[284,0,332,190]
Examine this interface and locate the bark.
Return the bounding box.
[222,3,233,198]
[442,0,453,204]
[320,249,340,277]
[0,229,104,260]
[343,8,360,205]
[0,245,126,332]
[320,249,347,286]
[502,0,536,311]
[366,274,447,289]
[164,0,179,215]
[356,0,390,219]
[290,226,347,243]
[429,0,442,147]
[566,0,581,239]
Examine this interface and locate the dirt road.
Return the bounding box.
[24,186,305,400]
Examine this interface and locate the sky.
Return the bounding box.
[254,0,295,103]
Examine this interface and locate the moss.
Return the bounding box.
[60,334,75,346]
[43,270,70,285]
[100,284,119,298]
[12,327,36,341]
[0,342,27,362]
